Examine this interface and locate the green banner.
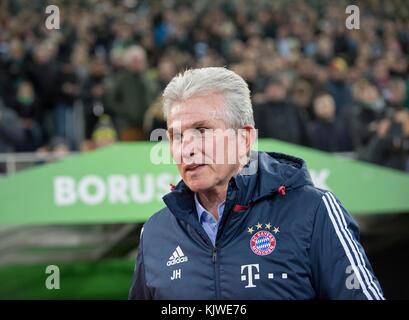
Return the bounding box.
[0,139,408,225]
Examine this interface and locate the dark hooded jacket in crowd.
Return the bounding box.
[254,99,308,146]
[0,100,24,153]
[359,120,409,172]
[339,100,388,151]
[307,119,347,152]
[82,73,108,139]
[55,63,80,107]
[27,58,58,113]
[325,78,353,114]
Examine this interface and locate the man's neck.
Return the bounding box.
[197,187,227,221]
[196,164,243,220]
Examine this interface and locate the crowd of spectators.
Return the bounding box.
[0,0,408,171]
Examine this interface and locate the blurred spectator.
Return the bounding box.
[325,57,353,114]
[385,78,407,109]
[308,93,345,152]
[79,114,118,151]
[91,114,118,149]
[108,45,157,141]
[9,80,42,151]
[290,79,314,140]
[82,58,109,139]
[54,61,80,149]
[26,42,58,141]
[291,79,314,116]
[0,98,25,153]
[143,58,177,136]
[144,96,166,138]
[0,38,27,107]
[341,79,387,151]
[359,109,409,172]
[254,77,305,145]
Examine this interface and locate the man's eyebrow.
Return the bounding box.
[190,120,211,128]
[168,120,212,134]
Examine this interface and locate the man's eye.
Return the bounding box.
[197,127,208,134]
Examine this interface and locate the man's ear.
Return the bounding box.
[237,124,256,166]
[242,124,256,154]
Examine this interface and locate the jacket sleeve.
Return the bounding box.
[309,191,385,300]
[128,227,152,300]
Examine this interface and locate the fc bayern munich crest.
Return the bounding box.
[250,231,276,255]
[247,223,279,256]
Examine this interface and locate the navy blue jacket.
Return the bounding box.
[129,151,384,300]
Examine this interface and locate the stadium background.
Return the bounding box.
[0,0,408,299]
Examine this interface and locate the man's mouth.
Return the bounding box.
[185,164,206,172]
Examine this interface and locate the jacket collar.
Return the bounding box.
[162,151,313,222]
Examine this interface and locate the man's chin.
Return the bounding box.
[185,179,212,193]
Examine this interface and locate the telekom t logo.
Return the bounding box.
[241,264,260,288]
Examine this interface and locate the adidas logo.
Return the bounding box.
[167,245,189,266]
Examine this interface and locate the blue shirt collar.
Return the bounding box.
[194,193,225,223]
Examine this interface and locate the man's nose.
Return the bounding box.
[181,134,197,159]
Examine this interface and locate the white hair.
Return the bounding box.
[162,67,254,128]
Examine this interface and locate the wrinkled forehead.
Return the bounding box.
[167,94,227,132]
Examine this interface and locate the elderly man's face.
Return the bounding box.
[167,93,247,193]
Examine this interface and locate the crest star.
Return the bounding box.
[273,227,280,234]
[256,223,263,229]
[265,223,271,229]
[247,227,254,234]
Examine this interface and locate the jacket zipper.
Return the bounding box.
[211,191,238,300]
[195,189,237,300]
[212,247,221,300]
[193,227,221,299]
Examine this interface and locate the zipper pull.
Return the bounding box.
[212,248,217,263]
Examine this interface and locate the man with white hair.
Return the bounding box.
[129,67,384,300]
[108,45,157,140]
